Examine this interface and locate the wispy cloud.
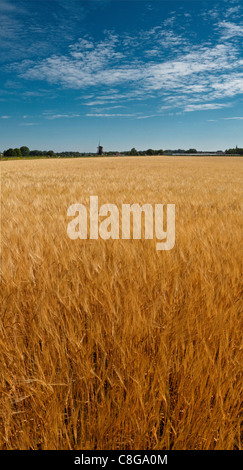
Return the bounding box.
[20,122,38,126]
[86,113,137,118]
[43,113,80,119]
[218,20,243,40]
[184,103,232,112]
[222,116,243,120]
[0,0,91,64]
[1,115,11,118]
[225,6,241,18]
[135,115,157,120]
[8,4,243,117]
[208,115,243,122]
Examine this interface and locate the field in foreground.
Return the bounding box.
[0,156,242,450]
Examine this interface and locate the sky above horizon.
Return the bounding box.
[0,0,243,152]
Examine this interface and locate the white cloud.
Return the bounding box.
[222,116,243,120]
[86,113,137,118]
[11,18,243,115]
[20,122,38,126]
[135,115,157,120]
[225,6,241,18]
[184,103,231,112]
[17,41,239,97]
[210,72,243,95]
[1,115,11,118]
[218,21,243,39]
[43,113,80,119]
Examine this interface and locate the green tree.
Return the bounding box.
[47,150,55,157]
[29,150,42,156]
[130,148,138,156]
[225,147,243,155]
[14,148,22,157]
[3,148,17,157]
[20,146,30,156]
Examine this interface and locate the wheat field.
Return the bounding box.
[0,156,242,450]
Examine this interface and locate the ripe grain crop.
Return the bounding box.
[0,156,242,450]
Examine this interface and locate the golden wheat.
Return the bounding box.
[0,156,242,450]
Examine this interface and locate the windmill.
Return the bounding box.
[97,140,103,155]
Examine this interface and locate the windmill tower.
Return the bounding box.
[97,141,103,155]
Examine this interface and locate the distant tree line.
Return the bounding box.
[123,148,201,155]
[123,148,164,156]
[2,148,99,158]
[1,146,242,158]
[2,146,56,157]
[225,147,243,155]
[56,151,92,157]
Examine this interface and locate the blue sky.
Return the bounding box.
[0,0,243,152]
